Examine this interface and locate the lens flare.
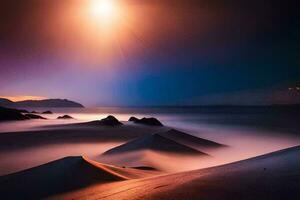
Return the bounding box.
[90,0,117,22]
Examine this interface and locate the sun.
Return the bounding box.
[90,0,117,21]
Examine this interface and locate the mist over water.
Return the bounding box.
[0,106,300,175]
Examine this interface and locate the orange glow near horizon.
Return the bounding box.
[0,96,47,102]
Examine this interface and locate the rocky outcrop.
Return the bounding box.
[57,115,73,119]
[42,111,53,114]
[99,115,123,126]
[129,116,139,122]
[24,114,47,120]
[129,117,163,126]
[0,106,29,121]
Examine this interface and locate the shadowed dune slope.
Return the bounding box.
[0,156,157,199]
[103,133,208,156]
[160,129,226,150]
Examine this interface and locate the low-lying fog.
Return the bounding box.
[0,107,300,175]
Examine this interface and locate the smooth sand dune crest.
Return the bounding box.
[102,133,209,156]
[159,129,227,151]
[98,129,229,172]
[0,156,160,199]
[99,149,212,172]
[52,145,300,200]
[83,156,161,179]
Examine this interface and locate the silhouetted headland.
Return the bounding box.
[0,98,84,108]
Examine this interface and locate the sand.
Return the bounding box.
[51,145,300,200]
[0,122,167,175]
[0,156,161,199]
[102,133,209,155]
[1,119,300,200]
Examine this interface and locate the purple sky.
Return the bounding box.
[0,0,298,106]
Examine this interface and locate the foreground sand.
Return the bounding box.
[1,119,300,200]
[0,156,161,199]
[1,145,300,199]
[51,145,300,200]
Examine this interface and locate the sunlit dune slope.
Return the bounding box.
[54,145,300,200]
[84,156,160,179]
[0,156,159,199]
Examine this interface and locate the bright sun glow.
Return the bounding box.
[90,0,117,21]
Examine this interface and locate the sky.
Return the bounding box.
[0,0,299,106]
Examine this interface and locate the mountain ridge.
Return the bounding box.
[0,98,84,108]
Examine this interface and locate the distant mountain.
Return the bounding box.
[0,98,84,108]
[0,98,13,107]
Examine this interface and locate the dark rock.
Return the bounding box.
[135,117,163,126]
[0,106,29,121]
[57,115,73,119]
[99,115,123,126]
[25,114,46,120]
[18,109,30,113]
[31,111,39,114]
[42,111,53,114]
[128,116,139,122]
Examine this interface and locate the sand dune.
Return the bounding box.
[103,133,208,156]
[0,156,159,199]
[53,145,300,200]
[1,118,299,200]
[159,129,226,151]
[84,156,160,179]
[99,129,226,172]
[0,123,166,151]
[0,123,165,176]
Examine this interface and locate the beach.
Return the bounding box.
[0,106,300,199]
